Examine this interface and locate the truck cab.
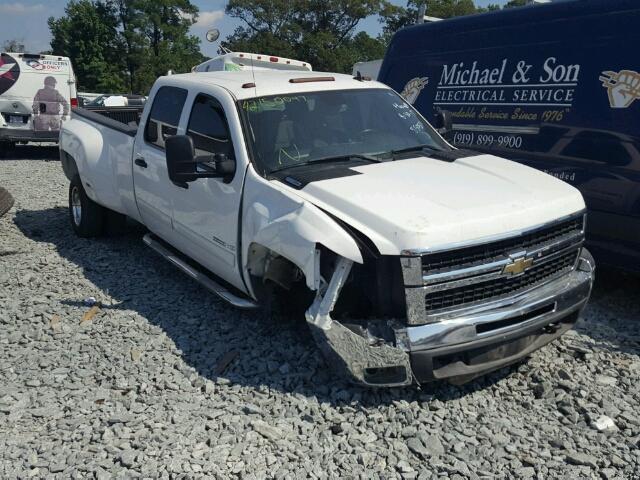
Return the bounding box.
[59,69,595,387]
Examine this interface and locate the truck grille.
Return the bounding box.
[422,216,584,275]
[424,249,579,311]
[403,213,586,324]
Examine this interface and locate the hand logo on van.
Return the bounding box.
[600,70,640,109]
[400,77,429,105]
[0,53,20,96]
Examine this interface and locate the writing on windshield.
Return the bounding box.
[242,88,446,174]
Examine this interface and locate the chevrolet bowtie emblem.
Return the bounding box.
[502,257,533,275]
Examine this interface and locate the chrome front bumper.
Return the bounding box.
[307,249,594,387]
[402,249,594,383]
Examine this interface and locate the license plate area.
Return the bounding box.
[9,115,26,124]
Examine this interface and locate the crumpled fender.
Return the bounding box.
[242,168,363,291]
[304,256,413,387]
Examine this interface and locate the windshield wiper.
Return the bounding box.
[269,154,381,175]
[389,144,440,157]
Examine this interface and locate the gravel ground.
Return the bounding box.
[1,146,639,479]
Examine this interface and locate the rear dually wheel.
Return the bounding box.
[69,175,105,237]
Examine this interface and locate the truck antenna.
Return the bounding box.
[249,53,257,93]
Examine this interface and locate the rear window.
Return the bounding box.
[144,86,188,149]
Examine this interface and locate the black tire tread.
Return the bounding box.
[0,186,14,218]
[69,175,105,237]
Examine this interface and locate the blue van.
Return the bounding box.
[378,0,640,272]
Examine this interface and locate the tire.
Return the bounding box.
[0,186,14,218]
[69,175,105,237]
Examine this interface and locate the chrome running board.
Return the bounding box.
[143,233,259,310]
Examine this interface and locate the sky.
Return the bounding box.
[0,0,509,57]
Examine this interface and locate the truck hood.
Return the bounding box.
[286,154,586,255]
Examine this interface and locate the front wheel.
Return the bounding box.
[69,175,105,237]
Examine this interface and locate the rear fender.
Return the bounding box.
[60,150,79,181]
[59,117,136,217]
[59,118,104,202]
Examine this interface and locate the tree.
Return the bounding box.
[49,0,205,94]
[504,0,529,7]
[122,0,202,92]
[223,0,388,73]
[49,0,128,92]
[2,39,26,53]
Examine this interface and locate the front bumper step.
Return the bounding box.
[409,310,579,383]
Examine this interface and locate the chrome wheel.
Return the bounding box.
[71,185,82,226]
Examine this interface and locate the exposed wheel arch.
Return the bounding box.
[246,243,317,318]
[60,150,79,181]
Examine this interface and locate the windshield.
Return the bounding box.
[241,88,449,174]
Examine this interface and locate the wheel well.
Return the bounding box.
[246,239,406,321]
[247,244,308,294]
[246,243,316,317]
[60,150,79,181]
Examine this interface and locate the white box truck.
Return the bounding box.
[0,52,77,149]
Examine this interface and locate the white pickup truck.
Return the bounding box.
[59,70,594,387]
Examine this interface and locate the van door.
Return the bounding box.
[133,85,188,240]
[169,91,245,290]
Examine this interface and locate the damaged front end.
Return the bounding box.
[305,234,594,387]
[305,257,414,387]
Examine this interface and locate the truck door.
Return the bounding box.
[133,85,188,240]
[170,91,245,290]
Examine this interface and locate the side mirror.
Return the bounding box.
[165,135,237,186]
[166,135,197,184]
[434,110,453,134]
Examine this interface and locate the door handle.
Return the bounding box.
[135,157,148,168]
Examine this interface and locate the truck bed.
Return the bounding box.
[60,107,142,220]
[82,106,143,128]
[72,107,141,135]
